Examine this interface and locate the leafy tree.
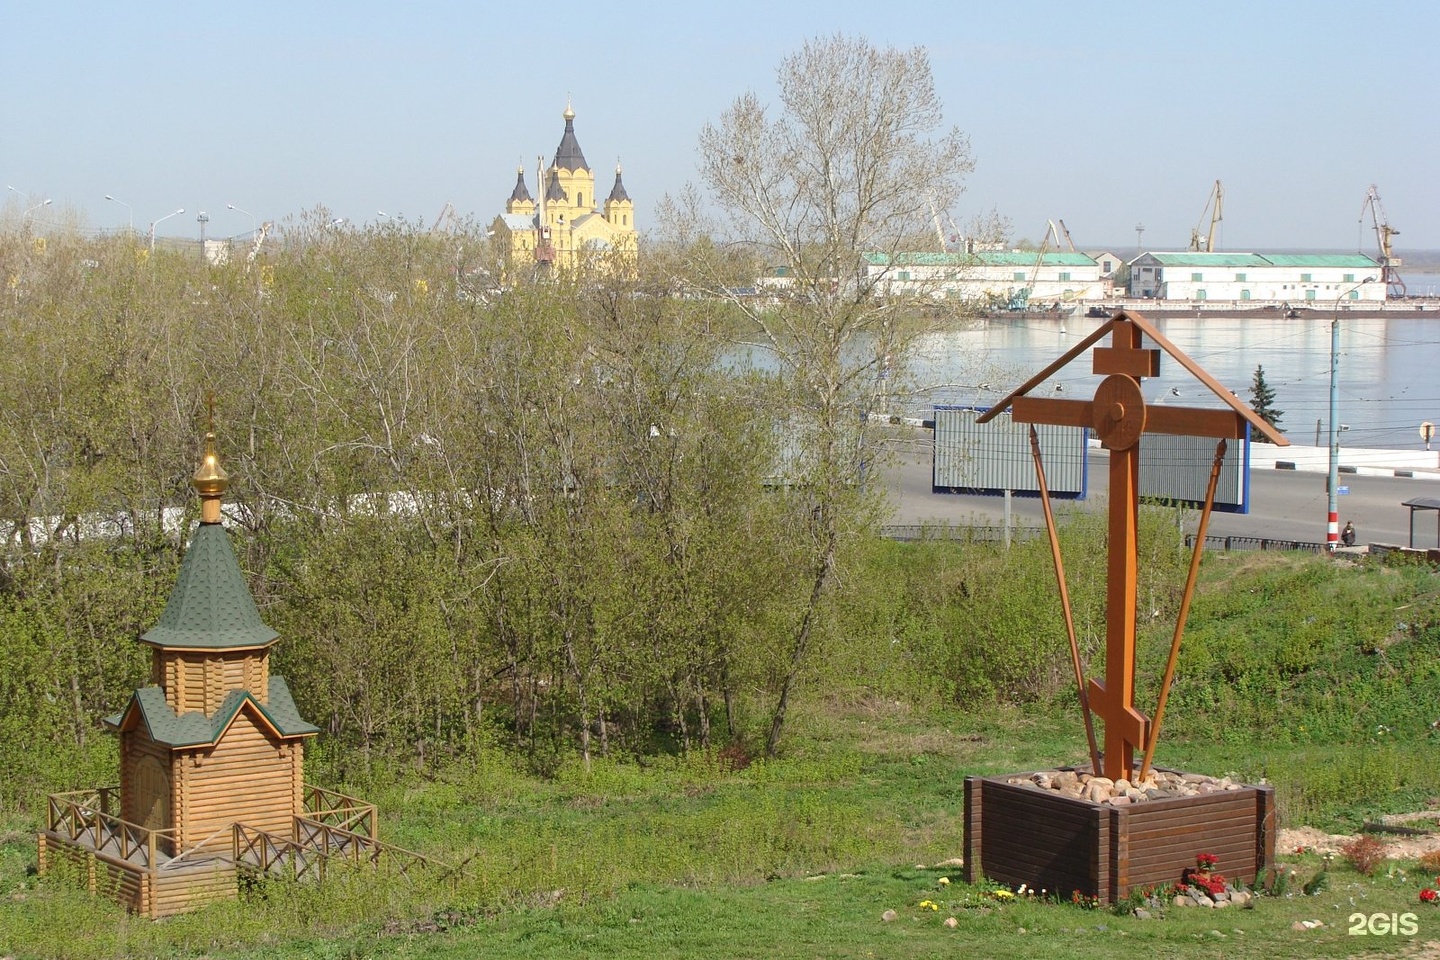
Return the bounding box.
[1249,364,1283,441]
[667,34,975,754]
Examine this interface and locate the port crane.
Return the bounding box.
[243,221,272,275]
[430,202,458,235]
[1006,221,1064,310]
[1360,184,1405,297]
[1188,180,1223,252]
[928,197,948,251]
[1056,218,1077,252]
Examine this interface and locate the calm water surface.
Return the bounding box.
[909,310,1440,450]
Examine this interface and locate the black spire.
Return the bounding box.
[544,168,568,203]
[552,103,590,173]
[607,163,631,203]
[509,166,532,204]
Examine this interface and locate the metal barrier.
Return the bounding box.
[1185,534,1325,553]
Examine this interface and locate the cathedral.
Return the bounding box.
[492,103,637,275]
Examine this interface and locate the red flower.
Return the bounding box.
[1422,888,1438,904]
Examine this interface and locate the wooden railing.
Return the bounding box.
[46,790,174,869]
[47,784,449,890]
[156,823,234,872]
[293,817,439,879]
[233,818,445,883]
[233,823,323,881]
[302,783,377,838]
[48,786,119,818]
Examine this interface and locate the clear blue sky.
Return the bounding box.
[3,0,1436,251]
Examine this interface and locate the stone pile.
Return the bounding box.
[1171,885,1253,909]
[1005,769,1247,806]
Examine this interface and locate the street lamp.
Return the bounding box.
[1327,275,1377,551]
[149,207,185,254]
[8,185,51,223]
[105,194,133,233]
[226,203,256,236]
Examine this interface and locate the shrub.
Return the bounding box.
[1340,835,1387,876]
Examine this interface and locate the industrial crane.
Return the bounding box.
[1188,180,1223,252]
[928,197,948,251]
[430,202,457,235]
[1360,184,1405,297]
[1006,221,1062,310]
[1056,218,1077,252]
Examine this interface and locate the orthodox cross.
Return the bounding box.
[978,311,1287,781]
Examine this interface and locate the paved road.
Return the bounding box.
[878,438,1440,550]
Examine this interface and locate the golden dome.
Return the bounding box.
[192,432,229,498]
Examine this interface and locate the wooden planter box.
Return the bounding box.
[962,771,1275,905]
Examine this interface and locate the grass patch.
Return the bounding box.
[5,550,1440,957]
[5,698,1440,958]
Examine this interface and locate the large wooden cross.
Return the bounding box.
[978,311,1287,781]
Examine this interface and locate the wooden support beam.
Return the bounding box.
[1011,396,1093,428]
[1145,406,1248,439]
[1093,346,1160,378]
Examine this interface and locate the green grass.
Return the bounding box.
[4,696,1440,959]
[4,549,1440,958]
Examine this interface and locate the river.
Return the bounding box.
[907,307,1440,450]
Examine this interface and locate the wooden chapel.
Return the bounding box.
[103,430,320,853]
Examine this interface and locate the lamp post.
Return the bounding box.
[22,198,52,222]
[226,203,256,236]
[1327,275,1377,551]
[105,194,133,233]
[8,185,51,224]
[149,207,185,254]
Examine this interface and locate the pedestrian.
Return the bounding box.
[1341,521,1356,547]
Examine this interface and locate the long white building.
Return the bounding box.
[862,251,1107,306]
[1128,253,1384,302]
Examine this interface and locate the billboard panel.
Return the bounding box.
[933,407,1087,497]
[1137,428,1250,513]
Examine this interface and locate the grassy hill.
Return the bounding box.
[3,544,1439,958]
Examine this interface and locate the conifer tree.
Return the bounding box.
[1249,364,1283,441]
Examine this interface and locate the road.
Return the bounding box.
[878,438,1440,550]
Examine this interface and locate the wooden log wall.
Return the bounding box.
[156,649,270,714]
[150,862,238,918]
[120,732,171,832]
[43,841,147,915]
[43,835,240,918]
[179,710,301,848]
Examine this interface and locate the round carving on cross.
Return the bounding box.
[1093,374,1146,450]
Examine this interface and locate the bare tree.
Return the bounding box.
[666,35,974,754]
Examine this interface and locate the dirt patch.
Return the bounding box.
[1280,816,1440,862]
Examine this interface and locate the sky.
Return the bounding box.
[3,0,1437,252]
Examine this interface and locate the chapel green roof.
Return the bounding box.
[139,522,279,650]
[103,677,318,746]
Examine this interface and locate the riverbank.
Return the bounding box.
[991,297,1440,321]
